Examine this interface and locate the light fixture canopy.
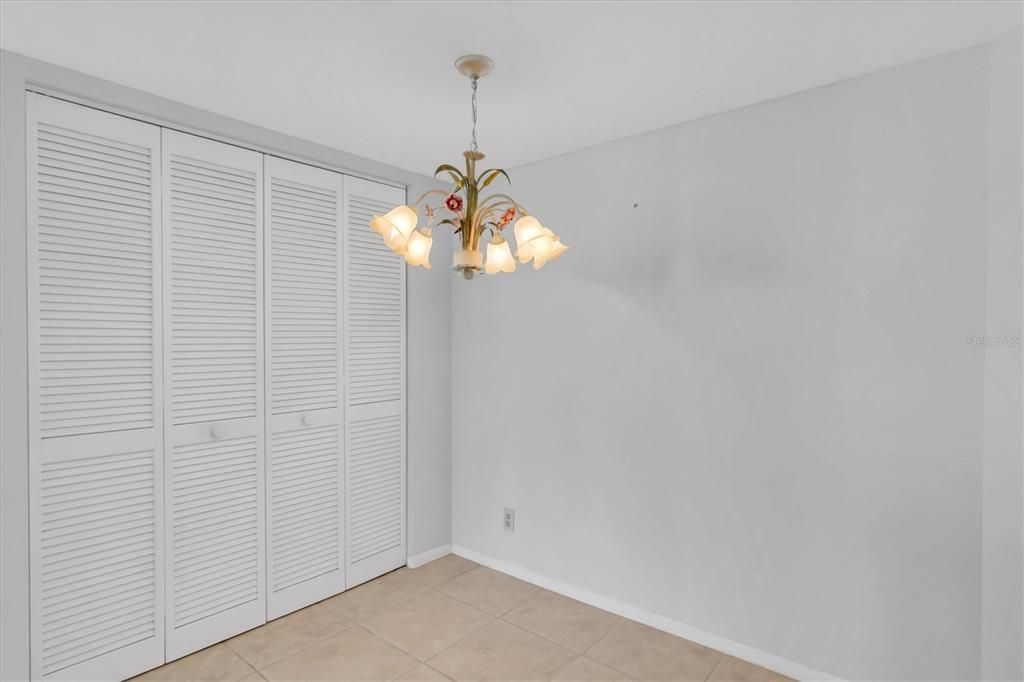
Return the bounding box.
[454,54,494,79]
[368,55,569,279]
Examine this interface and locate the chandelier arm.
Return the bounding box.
[477,193,529,216]
[472,208,500,235]
[475,201,512,220]
[410,188,451,206]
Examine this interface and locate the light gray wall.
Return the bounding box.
[0,49,451,681]
[982,30,1024,681]
[451,40,1021,680]
[408,239,453,559]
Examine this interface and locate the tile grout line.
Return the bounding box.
[419,568,519,666]
[224,594,364,674]
[356,568,502,672]
[572,626,638,681]
[703,652,726,682]
[384,639,422,682]
[155,555,735,682]
[225,616,357,674]
[141,563,473,681]
[337,572,434,627]
[401,559,478,588]
[495,619,583,680]
[421,660,456,681]
[221,639,261,673]
[434,565,543,619]
[421,612,500,670]
[428,562,635,680]
[307,568,497,675]
[503,592,636,680]
[489,577,730,681]
[135,642,260,682]
[555,654,587,681]
[431,582,526,618]
[582,616,725,682]
[363,592,494,665]
[498,607,618,663]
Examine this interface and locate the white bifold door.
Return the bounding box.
[27,93,165,680]
[25,94,407,680]
[264,157,346,618]
[342,178,407,588]
[161,130,266,659]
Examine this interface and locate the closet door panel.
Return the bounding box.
[166,136,261,425]
[265,157,345,618]
[343,177,406,588]
[163,130,265,659]
[27,93,164,680]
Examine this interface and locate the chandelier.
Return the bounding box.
[369,55,568,279]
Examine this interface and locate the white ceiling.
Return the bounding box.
[2,1,1019,175]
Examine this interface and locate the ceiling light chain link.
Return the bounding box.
[470,74,479,153]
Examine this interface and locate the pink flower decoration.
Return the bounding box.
[499,207,516,226]
[445,193,464,213]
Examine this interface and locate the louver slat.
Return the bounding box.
[38,450,158,677]
[345,193,404,407]
[35,121,155,439]
[162,130,265,661]
[265,157,344,619]
[269,173,340,414]
[168,151,259,425]
[170,436,260,627]
[270,425,341,589]
[347,415,403,562]
[343,177,406,588]
[28,93,165,681]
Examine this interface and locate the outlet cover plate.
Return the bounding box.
[503,508,515,532]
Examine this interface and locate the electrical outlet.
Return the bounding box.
[503,508,515,532]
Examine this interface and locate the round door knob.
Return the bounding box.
[301,415,313,427]
[210,426,222,439]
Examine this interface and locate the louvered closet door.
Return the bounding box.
[162,130,265,660]
[26,93,164,681]
[264,156,345,619]
[343,177,407,588]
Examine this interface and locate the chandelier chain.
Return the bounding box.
[470,75,479,153]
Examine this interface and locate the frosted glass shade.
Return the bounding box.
[403,226,432,268]
[522,227,569,270]
[485,233,515,274]
[371,205,417,253]
[513,215,544,248]
[513,216,549,265]
[549,237,569,262]
[528,232,555,269]
[516,222,552,266]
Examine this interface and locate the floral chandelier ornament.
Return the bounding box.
[369,55,568,279]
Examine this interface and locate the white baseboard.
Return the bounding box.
[451,545,840,682]
[406,544,452,569]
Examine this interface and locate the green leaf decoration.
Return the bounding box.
[480,168,510,189]
[434,163,466,190]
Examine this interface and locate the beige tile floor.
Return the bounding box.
[134,555,790,681]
